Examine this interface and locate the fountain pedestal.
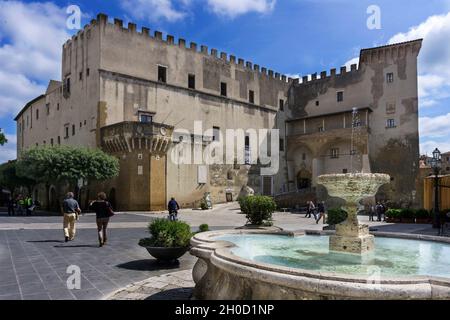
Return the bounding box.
[329,209,374,254]
[317,173,390,255]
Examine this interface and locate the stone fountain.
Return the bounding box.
[317,173,390,254]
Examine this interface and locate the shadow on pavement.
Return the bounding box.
[145,287,193,300]
[27,240,65,243]
[54,244,99,248]
[116,259,181,271]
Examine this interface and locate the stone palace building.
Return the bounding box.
[15,13,422,211]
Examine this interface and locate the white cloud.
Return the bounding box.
[120,0,187,22]
[206,0,276,18]
[0,134,17,164]
[420,139,450,156]
[419,113,450,139]
[0,1,69,118]
[388,12,450,109]
[121,0,276,21]
[344,57,359,71]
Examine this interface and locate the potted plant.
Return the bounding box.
[385,209,401,223]
[139,219,193,262]
[415,209,431,224]
[400,208,415,223]
[238,195,276,227]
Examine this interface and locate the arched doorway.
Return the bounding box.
[296,169,312,190]
[109,188,117,209]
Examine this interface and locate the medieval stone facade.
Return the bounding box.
[15,13,422,211]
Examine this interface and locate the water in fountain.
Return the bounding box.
[350,107,363,173]
[315,107,391,255]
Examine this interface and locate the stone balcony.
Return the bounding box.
[100,121,174,154]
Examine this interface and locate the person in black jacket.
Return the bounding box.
[168,197,180,221]
[89,192,113,247]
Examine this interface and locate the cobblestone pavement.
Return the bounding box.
[106,270,194,300]
[0,202,440,300]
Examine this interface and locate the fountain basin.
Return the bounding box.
[190,229,450,300]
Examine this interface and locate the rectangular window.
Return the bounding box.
[188,74,195,89]
[139,112,153,123]
[36,109,39,120]
[343,169,348,174]
[249,90,255,104]
[337,91,344,102]
[86,68,90,77]
[58,136,61,145]
[72,124,75,136]
[387,73,394,83]
[63,77,71,98]
[46,103,50,115]
[279,99,284,111]
[79,72,83,80]
[57,103,60,111]
[50,138,54,146]
[279,138,285,152]
[65,126,69,138]
[386,119,396,128]
[158,65,167,83]
[315,100,319,106]
[330,148,339,159]
[213,126,220,141]
[220,82,227,97]
[80,122,82,128]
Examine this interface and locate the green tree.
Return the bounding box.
[16,146,120,210]
[0,161,36,196]
[0,129,7,146]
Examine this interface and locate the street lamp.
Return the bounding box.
[431,148,441,229]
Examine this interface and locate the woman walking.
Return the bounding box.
[89,192,114,247]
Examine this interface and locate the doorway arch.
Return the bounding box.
[296,169,312,190]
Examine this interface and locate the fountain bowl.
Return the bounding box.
[317,173,391,204]
[190,229,450,300]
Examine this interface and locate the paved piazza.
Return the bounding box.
[0,202,438,300]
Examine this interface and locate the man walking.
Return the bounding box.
[25,195,33,216]
[316,201,326,224]
[167,197,180,221]
[17,195,24,216]
[7,196,15,216]
[62,192,81,242]
[369,203,375,222]
[376,202,383,222]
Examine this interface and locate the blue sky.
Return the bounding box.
[1,0,450,162]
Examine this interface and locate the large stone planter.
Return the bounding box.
[142,246,189,261]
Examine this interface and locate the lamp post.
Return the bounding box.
[431,148,441,229]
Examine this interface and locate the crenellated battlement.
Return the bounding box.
[63,13,291,84]
[292,63,360,86]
